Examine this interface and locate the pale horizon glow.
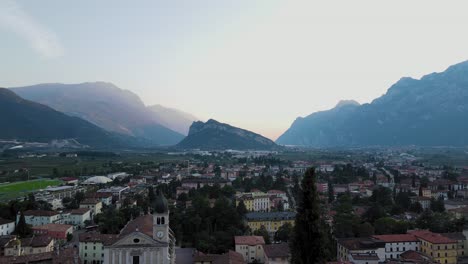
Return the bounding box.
[2,1,468,140]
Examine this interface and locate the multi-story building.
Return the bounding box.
[32,223,73,241]
[410,196,432,210]
[4,236,54,256]
[80,198,103,220]
[87,192,113,206]
[79,232,118,264]
[63,208,91,228]
[409,230,457,264]
[372,234,420,260]
[236,191,271,212]
[18,210,61,226]
[236,194,254,211]
[264,243,290,264]
[0,218,15,236]
[337,237,385,262]
[442,232,468,260]
[245,211,295,234]
[349,253,380,264]
[234,236,265,263]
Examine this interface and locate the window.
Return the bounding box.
[133,238,140,243]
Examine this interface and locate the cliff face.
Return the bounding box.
[178,119,278,150]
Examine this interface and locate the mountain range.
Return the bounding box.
[177,119,279,150]
[0,88,128,148]
[277,60,468,147]
[11,82,196,145]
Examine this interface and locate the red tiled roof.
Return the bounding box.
[23,210,59,217]
[409,230,457,244]
[372,234,418,243]
[61,177,78,181]
[0,247,79,264]
[214,250,244,264]
[69,208,90,215]
[120,214,153,237]
[264,243,289,258]
[79,232,119,246]
[0,217,14,225]
[350,253,379,260]
[234,236,265,246]
[400,250,434,262]
[32,223,73,233]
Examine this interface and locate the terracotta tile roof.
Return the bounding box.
[400,250,434,262]
[69,208,90,215]
[264,243,290,258]
[337,237,385,250]
[409,230,457,244]
[213,250,244,264]
[23,210,59,217]
[0,247,79,264]
[350,253,379,260]
[13,235,53,248]
[0,236,15,247]
[32,223,73,233]
[193,251,244,264]
[234,236,265,246]
[0,218,14,225]
[61,177,78,181]
[79,232,119,246]
[441,232,467,241]
[120,214,153,237]
[372,234,419,243]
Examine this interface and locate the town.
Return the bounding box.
[0,148,467,264]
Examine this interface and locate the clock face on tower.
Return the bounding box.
[157,231,164,239]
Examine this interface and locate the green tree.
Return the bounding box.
[356,222,375,237]
[274,222,293,242]
[334,194,359,238]
[290,168,332,264]
[327,181,334,203]
[430,197,445,213]
[236,200,248,217]
[253,225,271,244]
[15,211,32,238]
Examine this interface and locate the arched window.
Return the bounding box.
[161,217,165,225]
[157,217,160,225]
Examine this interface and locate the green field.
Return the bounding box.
[0,179,62,201]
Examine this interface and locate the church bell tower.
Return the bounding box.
[153,191,169,243]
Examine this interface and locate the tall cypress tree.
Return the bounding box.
[15,211,32,238]
[290,167,332,264]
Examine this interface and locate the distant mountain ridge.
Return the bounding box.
[148,104,199,135]
[11,82,184,146]
[177,119,279,150]
[277,60,468,147]
[0,88,128,148]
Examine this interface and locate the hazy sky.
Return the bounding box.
[2,1,468,140]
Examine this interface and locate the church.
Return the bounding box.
[103,192,175,264]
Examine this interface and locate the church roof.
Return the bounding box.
[120,214,153,237]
